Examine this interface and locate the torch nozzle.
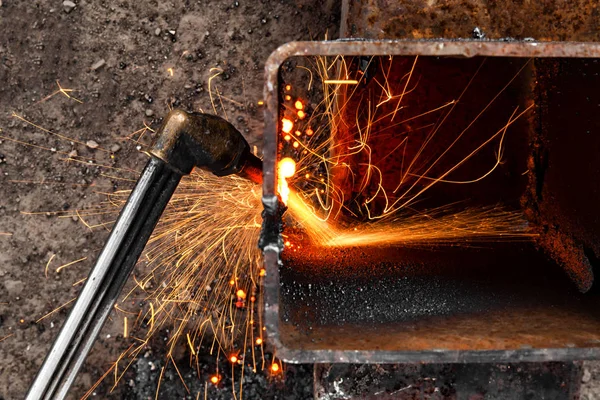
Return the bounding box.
[150,109,262,183]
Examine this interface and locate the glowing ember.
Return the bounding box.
[210,375,220,385]
[271,363,280,373]
[236,289,246,299]
[294,100,303,110]
[284,134,291,141]
[229,355,238,364]
[255,338,263,345]
[281,118,293,134]
[297,110,305,119]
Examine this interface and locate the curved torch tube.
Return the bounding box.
[26,110,261,400]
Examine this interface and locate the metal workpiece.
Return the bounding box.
[27,110,261,400]
[261,40,600,364]
[150,109,262,182]
[340,0,600,41]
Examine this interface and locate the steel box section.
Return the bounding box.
[261,40,600,364]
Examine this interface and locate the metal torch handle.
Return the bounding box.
[26,157,182,400]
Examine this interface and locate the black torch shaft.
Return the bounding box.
[26,157,182,400]
[26,109,262,400]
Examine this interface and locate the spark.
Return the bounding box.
[45,253,56,279]
[0,334,14,343]
[55,256,87,273]
[270,362,280,373]
[187,333,196,356]
[210,375,220,385]
[323,79,359,85]
[36,297,76,323]
[40,80,83,104]
[281,118,293,133]
[11,112,109,153]
[167,68,174,76]
[155,366,166,400]
[72,277,87,286]
[123,317,128,338]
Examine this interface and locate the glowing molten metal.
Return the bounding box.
[277,157,296,204]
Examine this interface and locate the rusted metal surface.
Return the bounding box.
[523,58,600,293]
[341,0,600,41]
[261,40,600,364]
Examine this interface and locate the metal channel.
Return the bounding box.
[261,40,600,364]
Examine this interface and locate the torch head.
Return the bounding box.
[150,109,262,183]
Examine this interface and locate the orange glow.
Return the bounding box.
[294,100,303,110]
[271,363,280,373]
[259,268,266,277]
[295,130,302,136]
[256,338,263,345]
[293,141,299,148]
[236,289,246,299]
[230,355,238,363]
[210,375,220,385]
[277,157,296,205]
[284,241,291,247]
[306,128,313,136]
[297,110,305,119]
[229,279,235,285]
[281,118,293,134]
[285,84,291,91]
[285,94,292,101]
[257,100,264,105]
[284,134,291,141]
